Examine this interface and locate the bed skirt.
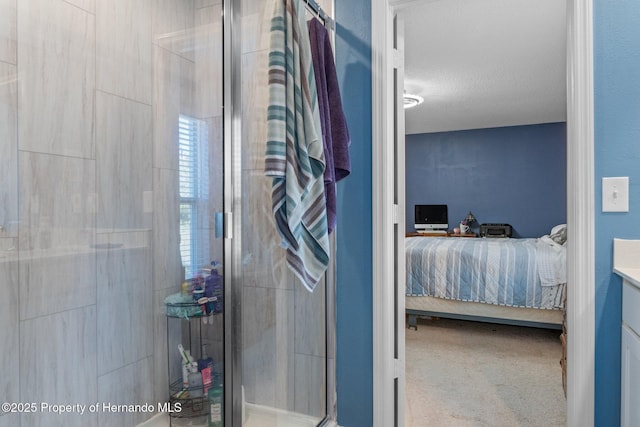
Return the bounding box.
[406,295,564,330]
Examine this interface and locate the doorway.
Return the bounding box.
[371,0,595,426]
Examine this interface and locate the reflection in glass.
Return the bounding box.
[179,114,210,279]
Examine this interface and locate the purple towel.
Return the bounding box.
[308,18,351,233]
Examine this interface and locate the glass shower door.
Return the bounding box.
[234,0,334,425]
[159,2,226,426]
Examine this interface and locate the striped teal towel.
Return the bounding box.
[265,0,330,292]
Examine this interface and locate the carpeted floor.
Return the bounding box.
[405,318,566,427]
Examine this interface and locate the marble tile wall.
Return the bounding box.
[196,0,221,9]
[0,407,19,426]
[0,0,225,425]
[294,353,326,418]
[96,0,152,104]
[0,257,18,426]
[152,168,184,293]
[96,91,153,231]
[0,61,17,236]
[153,46,195,171]
[241,0,272,55]
[240,170,294,289]
[242,286,296,409]
[195,5,223,119]
[20,306,98,427]
[0,0,16,64]
[97,357,155,427]
[0,0,20,427]
[18,152,97,320]
[295,283,326,358]
[241,50,270,171]
[96,233,153,376]
[63,0,95,15]
[18,0,95,158]
[152,0,195,61]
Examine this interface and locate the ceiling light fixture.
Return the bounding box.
[403,93,424,109]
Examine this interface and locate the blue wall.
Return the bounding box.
[594,1,640,425]
[335,0,372,426]
[405,123,567,238]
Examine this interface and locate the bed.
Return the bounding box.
[406,226,567,330]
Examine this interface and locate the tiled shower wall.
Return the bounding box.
[0,0,222,426]
[240,0,334,419]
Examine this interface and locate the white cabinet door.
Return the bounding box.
[621,323,640,427]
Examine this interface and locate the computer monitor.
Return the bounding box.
[415,204,448,231]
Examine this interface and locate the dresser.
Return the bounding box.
[613,238,640,427]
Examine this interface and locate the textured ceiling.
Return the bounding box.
[398,0,567,135]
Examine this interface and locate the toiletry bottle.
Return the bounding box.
[182,363,190,390]
[210,262,223,314]
[208,385,223,427]
[181,281,189,295]
[193,276,206,320]
[178,344,191,389]
[204,272,214,317]
[198,344,214,394]
[188,362,204,397]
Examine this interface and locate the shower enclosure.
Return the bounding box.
[0,0,335,426]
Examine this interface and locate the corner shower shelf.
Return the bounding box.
[168,378,209,420]
[165,299,217,425]
[165,299,222,319]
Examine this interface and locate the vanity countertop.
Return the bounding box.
[613,238,640,289]
[615,267,640,289]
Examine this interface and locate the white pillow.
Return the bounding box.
[549,224,567,246]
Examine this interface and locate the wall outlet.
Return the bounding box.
[602,177,629,212]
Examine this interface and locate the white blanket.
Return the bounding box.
[536,236,567,286]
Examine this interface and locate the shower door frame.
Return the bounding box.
[223,0,241,425]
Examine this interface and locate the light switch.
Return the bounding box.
[602,177,629,212]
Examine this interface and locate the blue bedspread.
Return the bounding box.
[406,237,565,310]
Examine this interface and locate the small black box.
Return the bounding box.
[480,223,513,238]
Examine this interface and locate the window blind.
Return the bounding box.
[178,114,210,278]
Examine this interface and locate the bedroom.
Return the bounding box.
[398,0,568,424]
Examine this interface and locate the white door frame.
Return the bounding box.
[371,1,595,426]
[371,2,400,426]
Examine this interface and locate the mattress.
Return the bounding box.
[406,237,566,311]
